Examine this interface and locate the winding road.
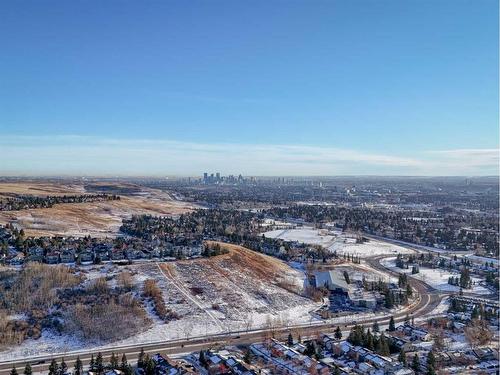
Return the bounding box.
[0,250,451,375]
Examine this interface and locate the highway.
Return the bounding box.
[0,252,447,375]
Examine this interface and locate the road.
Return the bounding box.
[0,252,447,375]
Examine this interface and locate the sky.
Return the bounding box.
[1,0,498,176]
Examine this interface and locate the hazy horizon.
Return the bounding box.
[1,1,498,176]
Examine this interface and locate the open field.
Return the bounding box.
[263,226,415,258]
[0,181,196,237]
[0,182,85,196]
[0,244,319,360]
[381,257,491,295]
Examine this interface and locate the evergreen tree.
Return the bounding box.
[89,354,95,372]
[74,357,83,375]
[96,353,104,375]
[412,354,420,373]
[385,292,394,309]
[304,341,316,357]
[287,332,294,346]
[378,334,390,356]
[365,329,374,350]
[406,284,413,297]
[199,351,207,367]
[343,270,350,284]
[122,359,132,375]
[23,364,32,375]
[243,350,251,364]
[137,348,145,368]
[334,326,342,340]
[48,359,58,375]
[120,354,129,371]
[389,316,396,331]
[372,321,380,333]
[10,367,18,375]
[398,349,407,366]
[426,351,436,375]
[59,358,67,375]
[144,355,155,375]
[110,353,118,369]
[373,336,380,353]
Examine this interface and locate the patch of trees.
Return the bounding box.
[0,263,81,346]
[64,289,150,342]
[0,264,151,346]
[0,194,120,211]
[347,325,397,355]
[362,278,410,308]
[120,210,332,262]
[202,242,229,257]
[447,268,472,289]
[142,279,178,322]
[264,204,499,256]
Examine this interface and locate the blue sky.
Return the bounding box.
[1,0,498,176]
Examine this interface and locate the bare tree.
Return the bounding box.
[464,319,493,349]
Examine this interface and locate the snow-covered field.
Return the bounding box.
[263,227,337,248]
[263,227,414,258]
[381,257,490,295]
[0,256,320,361]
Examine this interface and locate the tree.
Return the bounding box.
[120,353,133,375]
[59,358,67,375]
[388,316,396,331]
[303,341,314,357]
[364,329,374,350]
[10,367,18,375]
[343,270,350,284]
[459,267,471,289]
[287,332,294,346]
[48,359,58,375]
[412,354,420,373]
[406,283,413,297]
[378,334,390,356]
[137,348,145,368]
[120,354,129,371]
[144,355,155,375]
[89,354,95,372]
[243,349,252,364]
[96,352,104,375]
[23,364,32,375]
[109,353,118,369]
[334,326,342,340]
[464,319,494,349]
[433,331,445,352]
[398,349,407,366]
[385,292,394,309]
[372,321,380,333]
[426,351,436,375]
[347,325,365,346]
[74,357,83,375]
[199,351,207,367]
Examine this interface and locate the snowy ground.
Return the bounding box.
[466,254,499,266]
[0,258,320,361]
[381,257,490,295]
[263,227,414,258]
[263,227,337,248]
